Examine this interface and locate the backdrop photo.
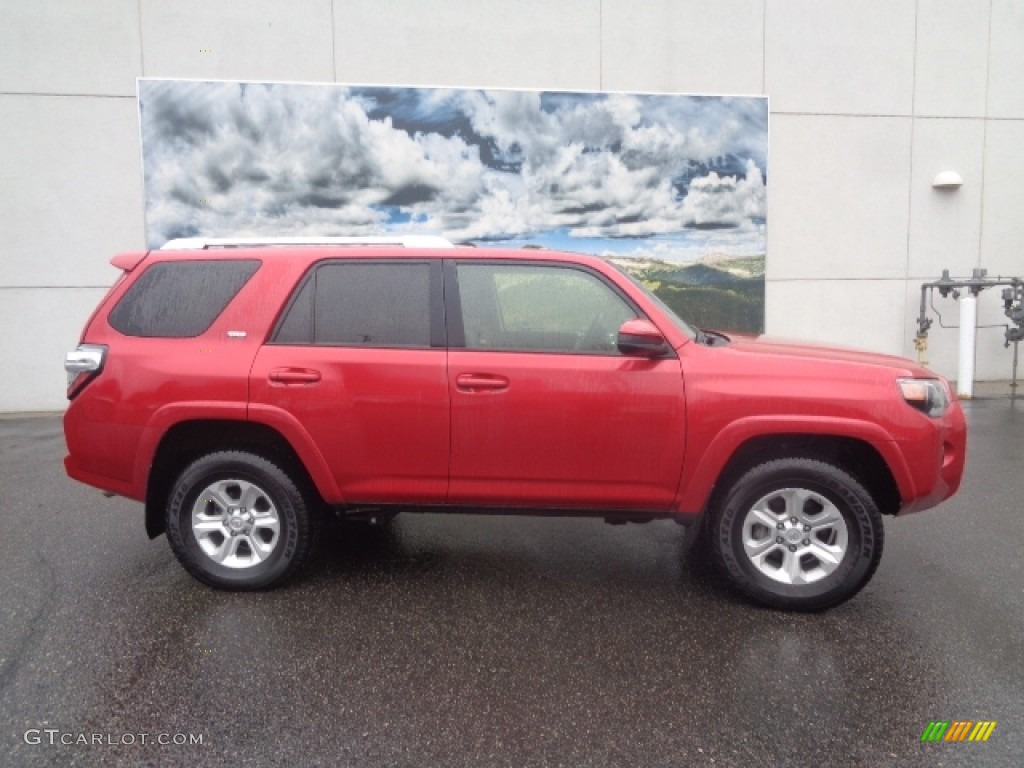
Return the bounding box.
[138,79,768,333]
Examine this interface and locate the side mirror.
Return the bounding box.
[617,318,670,358]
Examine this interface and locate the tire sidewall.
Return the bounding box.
[714,462,881,609]
[166,455,302,589]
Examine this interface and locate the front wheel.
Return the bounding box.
[709,458,883,611]
[165,451,315,590]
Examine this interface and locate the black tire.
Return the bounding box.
[708,458,883,611]
[165,451,316,590]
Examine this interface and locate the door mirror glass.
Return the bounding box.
[617,318,670,357]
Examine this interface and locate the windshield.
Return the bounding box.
[609,261,698,341]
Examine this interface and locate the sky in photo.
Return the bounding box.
[138,80,768,262]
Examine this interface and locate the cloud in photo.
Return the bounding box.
[138,80,768,261]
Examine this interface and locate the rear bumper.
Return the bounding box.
[64,454,140,500]
[63,402,146,501]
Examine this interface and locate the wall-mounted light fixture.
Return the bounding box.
[932,171,963,189]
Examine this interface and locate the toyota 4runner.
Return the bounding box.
[63,236,967,610]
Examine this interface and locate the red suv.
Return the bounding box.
[63,237,966,610]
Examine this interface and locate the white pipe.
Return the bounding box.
[957,295,977,399]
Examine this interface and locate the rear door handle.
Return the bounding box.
[269,367,322,385]
[456,373,510,392]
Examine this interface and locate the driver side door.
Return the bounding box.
[446,260,687,510]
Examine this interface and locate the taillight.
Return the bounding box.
[64,344,107,399]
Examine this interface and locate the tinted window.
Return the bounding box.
[456,263,636,354]
[108,260,259,338]
[274,262,431,347]
[274,277,313,344]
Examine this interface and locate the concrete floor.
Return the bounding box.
[1,398,1022,767]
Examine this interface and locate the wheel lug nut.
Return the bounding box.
[803,525,811,532]
[776,522,785,530]
[776,536,783,544]
[802,538,810,546]
[788,545,797,552]
[790,517,797,524]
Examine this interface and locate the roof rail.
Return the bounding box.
[160,235,454,250]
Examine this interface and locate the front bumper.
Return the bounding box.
[895,399,967,515]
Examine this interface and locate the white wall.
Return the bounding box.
[1,0,1022,412]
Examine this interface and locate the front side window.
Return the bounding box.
[108,260,260,338]
[274,262,432,347]
[456,263,637,354]
[608,260,698,341]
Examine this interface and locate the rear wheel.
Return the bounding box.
[165,451,315,590]
[709,458,883,611]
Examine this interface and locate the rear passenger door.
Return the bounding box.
[446,260,686,510]
[249,260,449,503]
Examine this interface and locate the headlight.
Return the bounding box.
[897,378,950,418]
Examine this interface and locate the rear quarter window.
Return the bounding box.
[108,260,260,338]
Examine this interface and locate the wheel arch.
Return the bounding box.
[145,419,327,539]
[702,433,903,520]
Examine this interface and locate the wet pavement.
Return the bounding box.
[1,399,1022,767]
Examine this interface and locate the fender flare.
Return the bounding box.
[135,401,343,505]
[675,415,913,514]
